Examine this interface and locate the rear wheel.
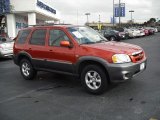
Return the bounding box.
[20,59,37,80]
[81,65,108,94]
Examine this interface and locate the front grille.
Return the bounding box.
[130,51,144,63]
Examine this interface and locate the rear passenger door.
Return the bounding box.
[46,28,76,73]
[26,28,48,69]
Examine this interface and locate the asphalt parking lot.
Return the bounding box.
[0,33,160,120]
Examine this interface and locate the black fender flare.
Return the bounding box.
[16,51,32,65]
[75,56,110,74]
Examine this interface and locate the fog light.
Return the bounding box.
[122,71,132,80]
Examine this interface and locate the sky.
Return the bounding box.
[46,0,160,25]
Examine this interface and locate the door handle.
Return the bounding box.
[29,48,32,50]
[49,50,53,52]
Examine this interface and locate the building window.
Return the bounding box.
[17,30,31,44]
[49,29,70,46]
[30,29,46,46]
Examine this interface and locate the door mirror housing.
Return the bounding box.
[60,40,72,48]
[13,36,17,41]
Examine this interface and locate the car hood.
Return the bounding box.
[83,41,142,55]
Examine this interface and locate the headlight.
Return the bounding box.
[112,54,131,63]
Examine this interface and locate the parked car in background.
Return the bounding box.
[125,28,142,38]
[145,27,155,35]
[115,27,129,39]
[0,36,14,58]
[102,29,126,41]
[155,26,160,32]
[153,27,158,33]
[143,28,150,36]
[137,27,149,36]
[138,28,145,37]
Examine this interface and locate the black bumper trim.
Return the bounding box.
[106,59,147,82]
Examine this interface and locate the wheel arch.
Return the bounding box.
[17,51,32,65]
[76,56,110,82]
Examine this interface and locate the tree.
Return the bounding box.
[143,22,147,26]
[149,18,156,23]
[143,18,157,27]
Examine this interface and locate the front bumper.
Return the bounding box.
[106,59,147,82]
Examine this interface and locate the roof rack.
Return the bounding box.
[27,23,72,27]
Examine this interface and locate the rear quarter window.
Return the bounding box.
[17,30,31,44]
[29,29,46,46]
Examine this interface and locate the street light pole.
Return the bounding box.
[113,0,115,26]
[99,14,101,23]
[85,13,90,24]
[129,10,134,25]
[98,14,101,31]
[77,9,79,25]
[119,0,121,27]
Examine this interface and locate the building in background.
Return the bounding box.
[1,0,60,38]
[86,22,115,30]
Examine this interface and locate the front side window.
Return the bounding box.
[30,29,46,46]
[49,29,70,46]
[17,30,31,44]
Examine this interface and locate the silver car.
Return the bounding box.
[0,36,14,58]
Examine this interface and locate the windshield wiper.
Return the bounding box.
[96,40,108,43]
[79,42,95,45]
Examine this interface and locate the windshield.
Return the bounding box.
[68,26,108,44]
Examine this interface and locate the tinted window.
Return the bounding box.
[49,30,70,46]
[110,31,115,34]
[30,29,46,46]
[17,30,31,44]
[106,30,110,32]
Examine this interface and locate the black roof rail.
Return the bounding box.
[27,23,72,27]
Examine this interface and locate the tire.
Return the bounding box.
[81,65,108,94]
[20,59,37,80]
[110,36,116,41]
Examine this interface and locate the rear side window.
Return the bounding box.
[30,29,46,46]
[17,30,31,44]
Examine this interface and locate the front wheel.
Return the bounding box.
[81,65,108,94]
[20,59,37,80]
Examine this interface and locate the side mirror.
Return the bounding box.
[13,37,17,41]
[60,40,72,48]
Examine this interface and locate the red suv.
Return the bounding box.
[13,25,147,94]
